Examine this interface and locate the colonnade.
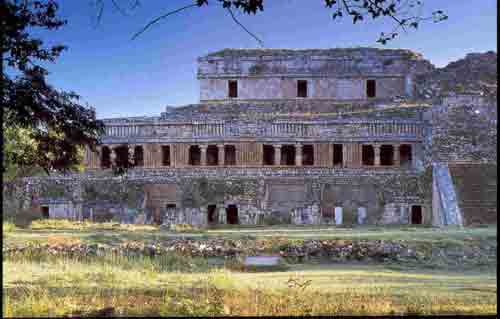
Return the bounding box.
[86,142,415,169]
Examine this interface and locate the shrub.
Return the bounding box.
[31,219,84,230]
[169,223,202,233]
[3,221,17,233]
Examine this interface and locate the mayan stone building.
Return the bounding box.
[13,48,497,227]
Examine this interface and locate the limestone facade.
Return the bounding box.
[28,48,440,226]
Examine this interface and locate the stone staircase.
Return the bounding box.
[448,163,497,226]
[433,163,463,226]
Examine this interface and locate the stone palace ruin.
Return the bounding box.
[11,48,497,227]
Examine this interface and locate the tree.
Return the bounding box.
[1,0,105,179]
[93,0,448,45]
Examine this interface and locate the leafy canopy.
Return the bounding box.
[98,0,448,45]
[1,0,105,179]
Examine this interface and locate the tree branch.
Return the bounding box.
[111,0,129,16]
[227,7,264,47]
[132,3,199,40]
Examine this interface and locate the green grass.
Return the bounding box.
[3,220,496,247]
[3,222,497,316]
[3,254,496,316]
[3,221,17,233]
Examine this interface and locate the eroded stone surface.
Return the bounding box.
[4,49,497,227]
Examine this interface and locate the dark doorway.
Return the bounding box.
[226,205,238,224]
[114,145,130,168]
[366,79,376,98]
[400,144,412,167]
[228,80,238,98]
[281,145,296,166]
[165,204,176,221]
[152,208,163,225]
[134,145,144,167]
[380,145,394,166]
[297,80,308,98]
[333,144,343,166]
[189,145,201,166]
[207,205,217,224]
[411,205,423,225]
[302,145,314,166]
[101,146,111,168]
[41,206,49,219]
[362,145,375,166]
[321,206,335,221]
[206,145,219,166]
[263,145,275,165]
[162,145,171,166]
[224,145,236,165]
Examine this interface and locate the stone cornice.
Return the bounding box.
[25,166,422,182]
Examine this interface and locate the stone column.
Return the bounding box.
[342,144,348,167]
[200,145,207,166]
[295,144,303,166]
[394,144,400,166]
[274,144,282,166]
[217,144,225,166]
[128,144,135,166]
[141,144,148,168]
[374,144,381,166]
[235,145,241,166]
[405,74,414,98]
[412,143,418,169]
[217,204,226,224]
[335,207,343,225]
[110,147,117,167]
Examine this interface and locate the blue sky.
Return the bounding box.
[34,0,497,119]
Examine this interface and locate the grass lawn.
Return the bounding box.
[3,220,497,246]
[3,221,497,316]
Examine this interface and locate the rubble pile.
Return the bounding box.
[3,238,496,265]
[416,51,497,99]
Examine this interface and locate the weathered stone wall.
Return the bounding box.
[415,51,497,100]
[197,48,433,102]
[448,164,497,226]
[17,168,431,227]
[199,77,405,101]
[432,101,497,163]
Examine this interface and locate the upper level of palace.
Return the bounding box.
[197,48,433,102]
[83,48,435,172]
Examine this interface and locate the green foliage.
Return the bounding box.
[2,0,104,173]
[2,222,497,316]
[29,219,158,232]
[132,1,446,45]
[169,223,203,233]
[3,221,17,233]
[2,126,48,181]
[161,284,225,316]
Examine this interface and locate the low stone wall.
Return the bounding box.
[4,237,495,266]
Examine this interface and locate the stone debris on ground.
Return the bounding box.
[3,238,496,265]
